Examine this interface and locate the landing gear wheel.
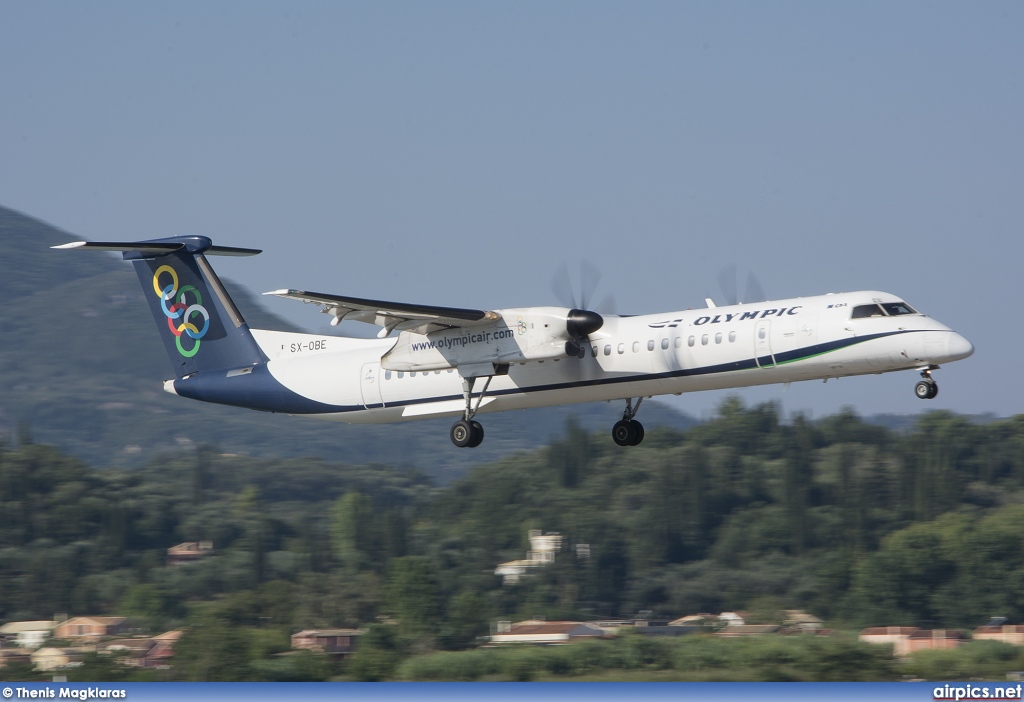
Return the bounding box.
[467,420,484,448]
[612,420,636,447]
[629,420,645,446]
[915,380,938,400]
[450,419,473,447]
[451,419,484,447]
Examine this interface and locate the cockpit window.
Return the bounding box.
[851,304,885,318]
[881,301,917,316]
[851,301,919,319]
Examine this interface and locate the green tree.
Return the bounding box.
[783,417,814,554]
[234,485,268,585]
[118,583,171,631]
[348,624,404,681]
[173,619,253,681]
[440,591,489,649]
[331,491,375,570]
[386,556,441,637]
[546,416,593,489]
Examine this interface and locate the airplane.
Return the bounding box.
[55,235,974,448]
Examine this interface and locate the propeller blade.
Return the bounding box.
[744,272,766,304]
[595,294,617,316]
[579,259,602,311]
[550,262,576,308]
[717,265,738,306]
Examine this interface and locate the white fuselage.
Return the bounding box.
[195,290,972,424]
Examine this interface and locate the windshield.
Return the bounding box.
[881,301,917,316]
[851,301,918,319]
[851,304,884,318]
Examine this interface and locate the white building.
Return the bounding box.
[0,620,58,649]
[490,620,604,644]
[494,530,563,584]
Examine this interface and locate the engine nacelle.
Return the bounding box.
[381,307,599,372]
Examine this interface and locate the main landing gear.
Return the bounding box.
[914,368,939,400]
[450,418,484,448]
[450,376,492,448]
[612,397,645,447]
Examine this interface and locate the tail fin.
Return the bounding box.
[54,236,266,378]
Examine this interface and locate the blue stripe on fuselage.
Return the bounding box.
[171,363,361,414]
[170,329,920,415]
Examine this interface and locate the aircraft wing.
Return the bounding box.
[264,289,501,335]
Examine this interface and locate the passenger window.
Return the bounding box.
[688,336,695,347]
[592,345,598,357]
[398,371,404,378]
[604,345,611,356]
[758,328,766,339]
[385,370,392,380]
[701,334,708,346]
[715,332,722,344]
[851,304,885,318]
[729,331,736,343]
[674,337,682,349]
[632,341,640,353]
[648,340,655,351]
[410,371,416,377]
[661,339,669,350]
[618,343,625,354]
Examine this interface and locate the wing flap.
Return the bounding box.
[264,289,500,332]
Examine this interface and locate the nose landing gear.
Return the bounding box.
[914,368,939,400]
[612,397,646,446]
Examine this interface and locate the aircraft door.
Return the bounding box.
[754,320,775,368]
[360,362,385,409]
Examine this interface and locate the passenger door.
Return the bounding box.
[754,320,774,368]
[360,362,384,409]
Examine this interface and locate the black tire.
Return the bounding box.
[928,382,939,399]
[629,420,645,446]
[468,420,484,448]
[450,419,473,447]
[612,420,636,447]
[915,380,934,400]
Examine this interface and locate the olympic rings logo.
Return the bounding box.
[152,265,210,358]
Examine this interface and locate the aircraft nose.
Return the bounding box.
[946,332,974,361]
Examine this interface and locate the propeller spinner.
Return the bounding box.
[552,260,610,357]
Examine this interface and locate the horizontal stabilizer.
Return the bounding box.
[52,239,261,258]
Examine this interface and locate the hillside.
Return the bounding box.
[3,405,1024,682]
[0,205,697,480]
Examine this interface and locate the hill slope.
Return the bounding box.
[0,205,697,480]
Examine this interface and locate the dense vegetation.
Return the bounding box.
[2,401,1024,680]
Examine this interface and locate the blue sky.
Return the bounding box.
[2,1,1021,420]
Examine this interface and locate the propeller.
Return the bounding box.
[717,265,767,306]
[551,260,611,357]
